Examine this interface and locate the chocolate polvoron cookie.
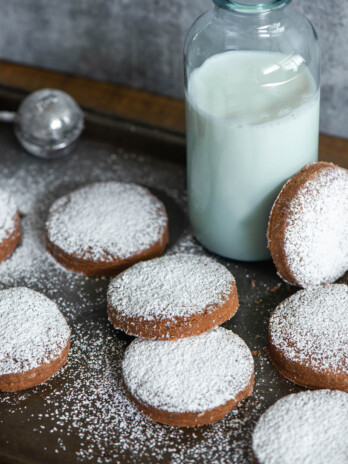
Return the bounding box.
[267,162,348,287]
[0,287,71,391]
[46,182,168,276]
[252,390,348,464]
[122,328,254,427]
[107,253,239,340]
[268,284,348,392]
[0,189,21,262]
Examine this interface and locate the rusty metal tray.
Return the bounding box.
[0,88,344,464]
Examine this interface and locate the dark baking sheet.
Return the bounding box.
[0,90,345,464]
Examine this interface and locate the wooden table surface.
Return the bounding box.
[0,59,347,168]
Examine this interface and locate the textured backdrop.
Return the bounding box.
[0,0,347,138]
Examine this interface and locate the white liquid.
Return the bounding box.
[186,51,320,261]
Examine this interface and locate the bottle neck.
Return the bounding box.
[213,0,291,13]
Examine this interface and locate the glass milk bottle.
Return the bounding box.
[184,0,320,261]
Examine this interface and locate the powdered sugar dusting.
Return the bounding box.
[0,317,265,463]
[108,253,234,320]
[0,132,300,463]
[252,390,348,464]
[0,188,17,243]
[284,165,348,287]
[269,284,348,373]
[0,287,70,375]
[123,328,254,414]
[46,181,167,262]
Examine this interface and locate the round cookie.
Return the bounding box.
[252,390,348,464]
[0,287,71,391]
[267,162,348,287]
[122,327,254,427]
[107,253,239,340]
[0,189,21,262]
[46,182,168,276]
[268,284,348,391]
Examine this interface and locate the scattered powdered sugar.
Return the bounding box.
[0,134,298,462]
[269,284,348,373]
[46,182,168,262]
[252,390,348,464]
[283,165,348,287]
[0,162,83,293]
[108,253,234,320]
[169,232,205,255]
[0,317,264,464]
[123,328,254,414]
[0,188,18,243]
[0,287,70,375]
[0,145,180,293]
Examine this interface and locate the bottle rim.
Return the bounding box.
[213,0,292,12]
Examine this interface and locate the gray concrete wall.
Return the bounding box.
[0,0,347,138]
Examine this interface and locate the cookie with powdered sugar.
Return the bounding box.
[0,287,70,391]
[252,390,348,464]
[46,182,168,276]
[0,189,21,262]
[122,327,254,427]
[268,284,348,391]
[267,162,348,287]
[107,253,239,340]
